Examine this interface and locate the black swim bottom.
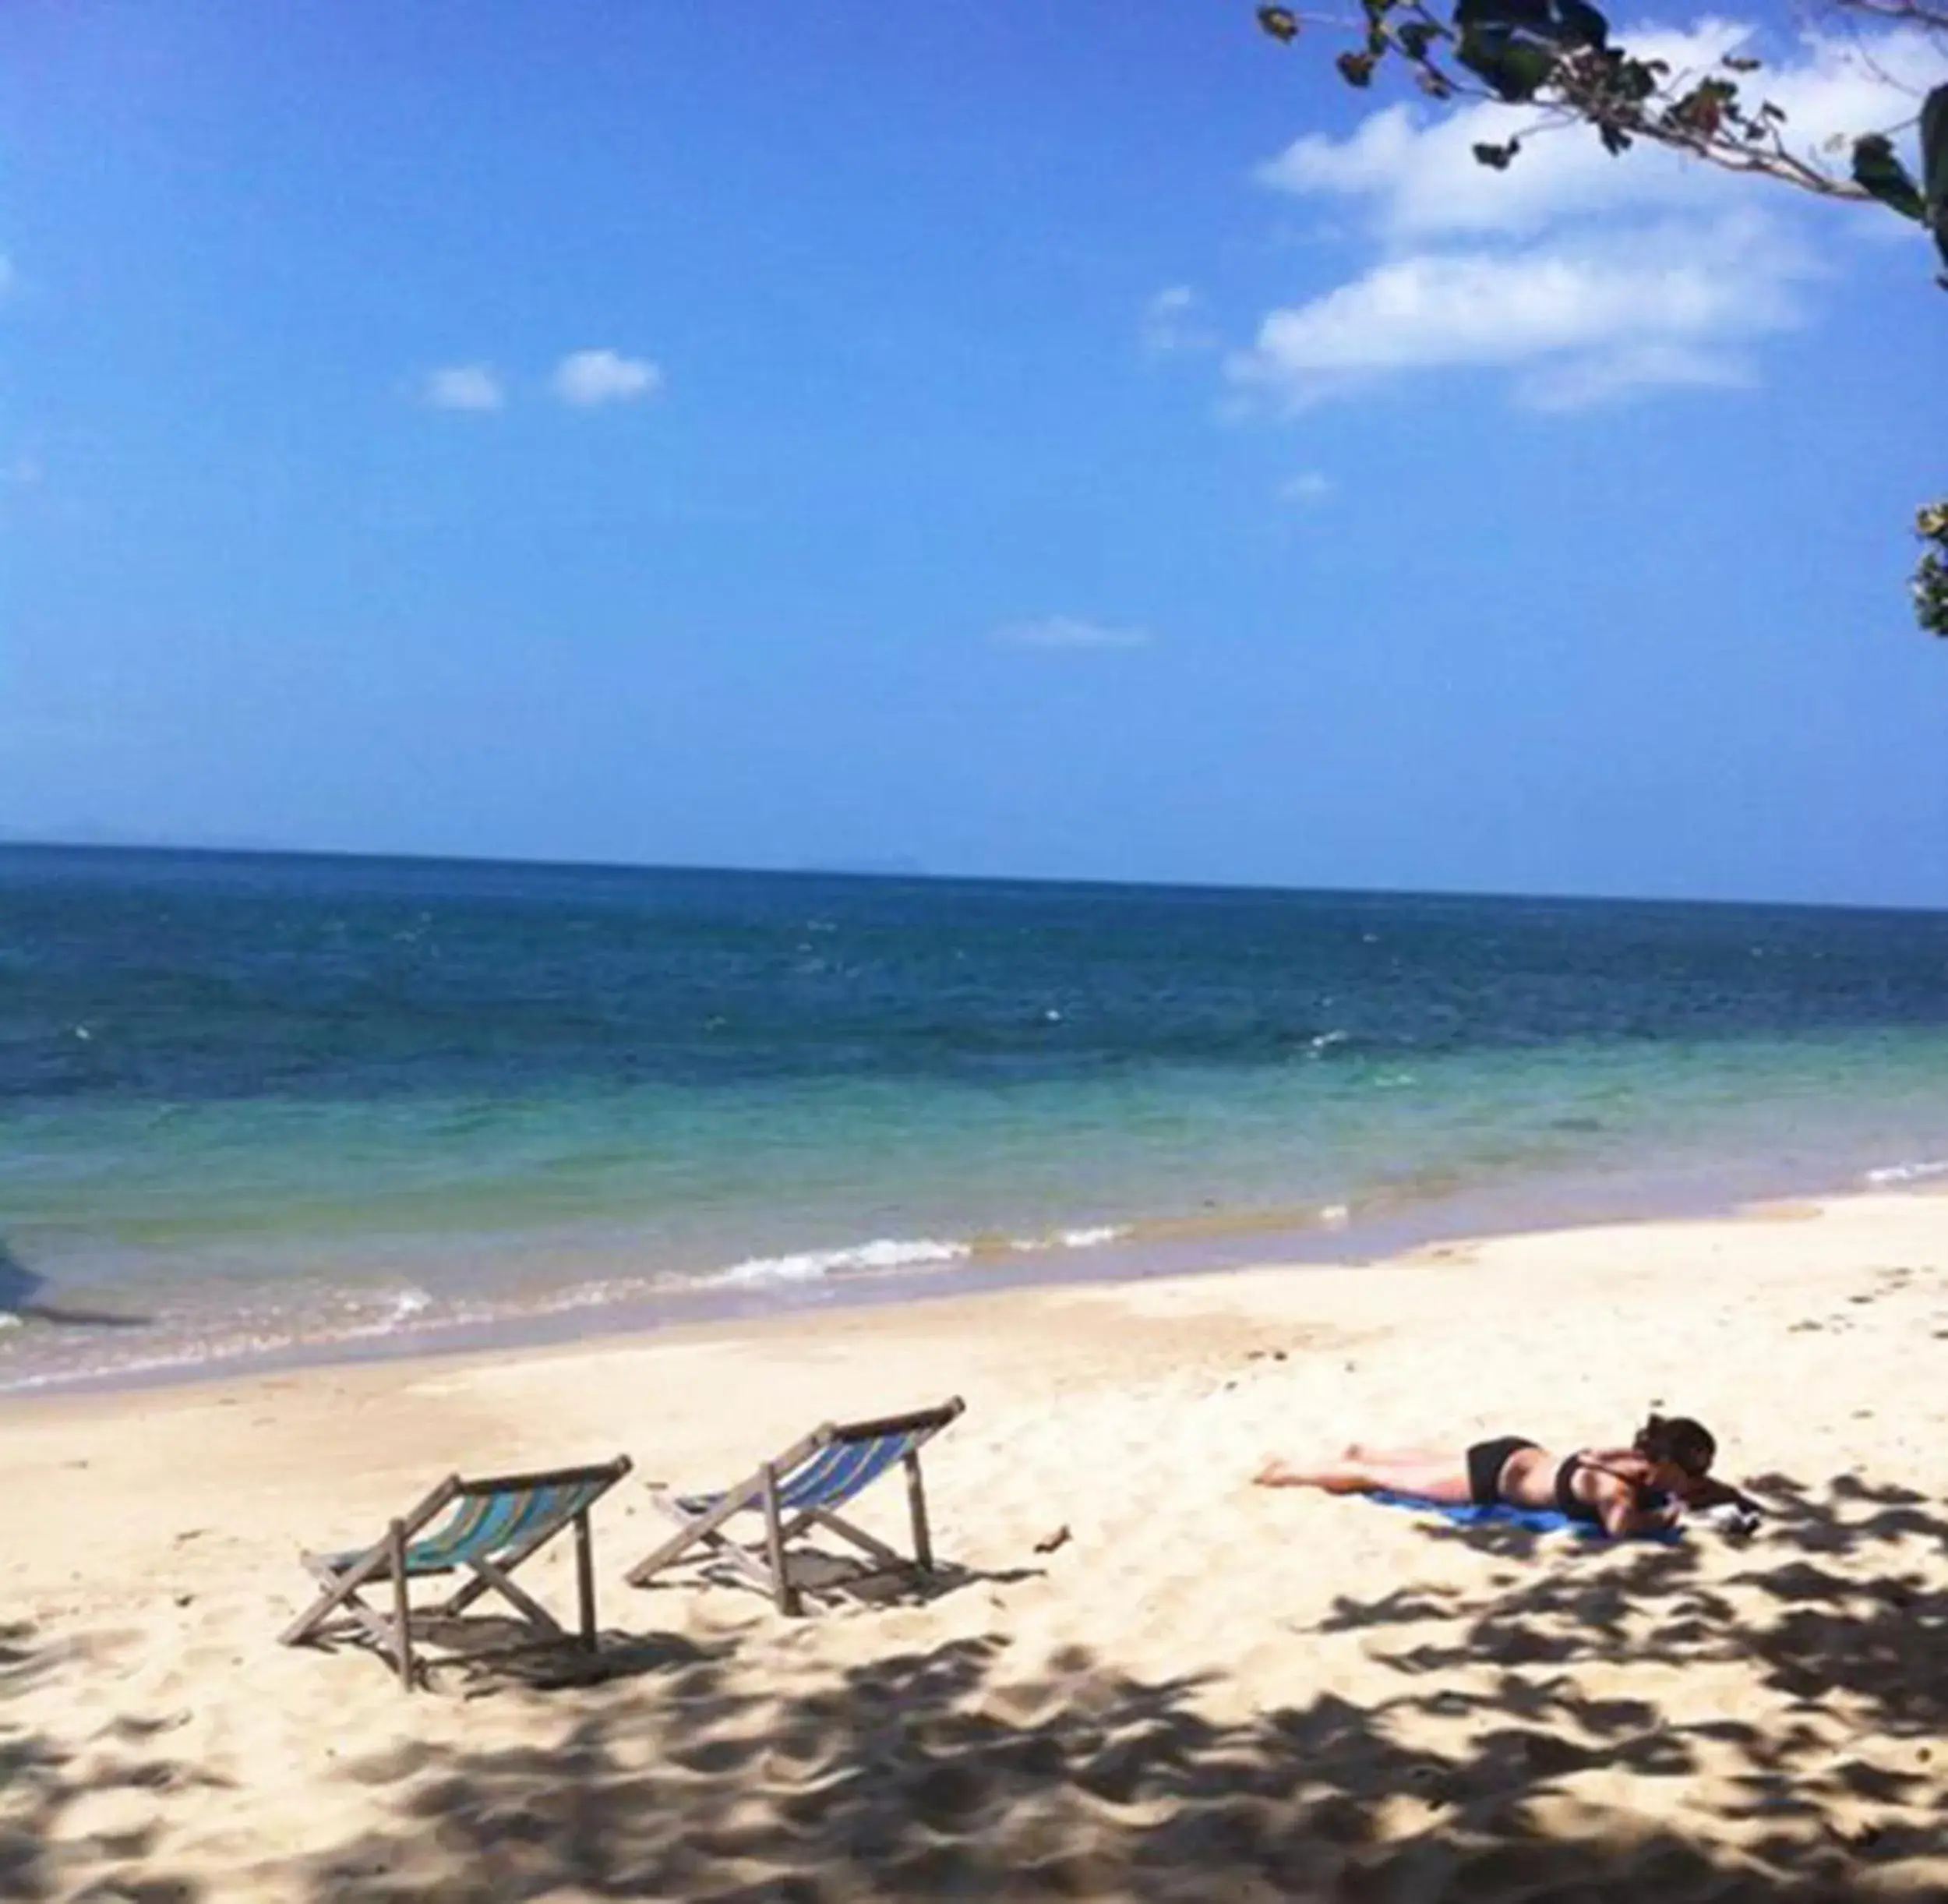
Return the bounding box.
[1466,1435,1539,1507]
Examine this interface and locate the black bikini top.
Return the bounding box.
[1555,1454,1671,1524]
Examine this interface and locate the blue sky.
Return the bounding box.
[3,2,1946,905]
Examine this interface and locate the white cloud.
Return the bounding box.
[1233,213,1805,409]
[423,364,505,412]
[992,616,1153,651]
[1519,337,1753,409]
[1233,22,1945,411]
[552,348,665,408]
[1142,284,1219,355]
[1279,470,1334,504]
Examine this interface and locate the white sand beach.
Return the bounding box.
[5,1189,1947,1902]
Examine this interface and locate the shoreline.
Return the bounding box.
[4,1175,1943,1424]
[6,1137,1945,1403]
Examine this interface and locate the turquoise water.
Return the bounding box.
[3,846,1946,1390]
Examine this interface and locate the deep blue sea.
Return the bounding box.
[4,844,1947,1393]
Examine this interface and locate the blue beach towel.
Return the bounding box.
[1367,1489,1682,1542]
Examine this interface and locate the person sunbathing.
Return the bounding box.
[1255,1412,1752,1539]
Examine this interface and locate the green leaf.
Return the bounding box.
[1472,138,1521,169]
[1555,0,1608,49]
[1615,55,1661,104]
[1672,79,1737,137]
[1456,0,1605,47]
[1455,0,1548,27]
[1336,49,1378,87]
[1256,5,1300,43]
[1852,133,1926,224]
[1456,26,1556,102]
[1501,38,1557,98]
[1922,85,1948,272]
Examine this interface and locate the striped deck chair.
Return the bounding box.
[626,1400,964,1614]
[280,1457,631,1691]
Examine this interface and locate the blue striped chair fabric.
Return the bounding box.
[680,1429,921,1517]
[333,1477,612,1578]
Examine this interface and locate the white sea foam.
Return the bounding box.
[1003,1224,1129,1251]
[709,1220,1136,1290]
[519,1277,662,1318]
[1052,1224,1124,1249]
[0,1333,299,1394]
[343,1287,435,1335]
[1862,1157,1948,1187]
[707,1236,974,1288]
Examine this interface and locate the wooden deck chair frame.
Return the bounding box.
[626,1400,965,1615]
[280,1456,631,1691]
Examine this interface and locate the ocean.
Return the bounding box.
[3,844,1946,1394]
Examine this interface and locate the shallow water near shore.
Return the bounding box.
[4,842,1947,1394]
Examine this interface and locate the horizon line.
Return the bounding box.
[1,835,1941,919]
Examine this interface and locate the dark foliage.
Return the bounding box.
[1256,0,1945,249]
[1916,500,1948,636]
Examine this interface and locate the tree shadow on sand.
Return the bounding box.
[295,1560,1048,1697]
[15,1475,1946,1901]
[633,1548,1047,1615]
[0,1621,214,1904]
[1331,1471,1948,1726]
[282,1471,1948,1902]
